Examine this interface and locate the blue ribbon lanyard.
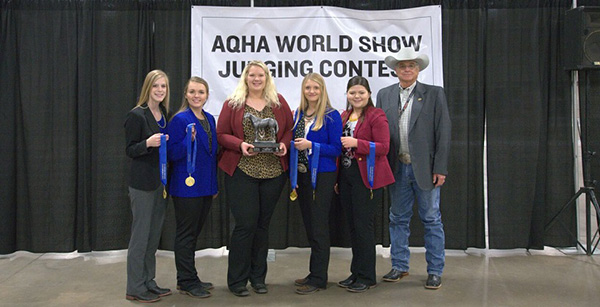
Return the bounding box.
[367,142,376,199]
[290,140,298,200]
[186,123,197,176]
[310,143,320,200]
[159,134,167,198]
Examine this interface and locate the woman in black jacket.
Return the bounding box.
[124,69,171,303]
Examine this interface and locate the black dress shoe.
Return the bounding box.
[177,280,214,291]
[230,286,250,297]
[425,274,442,290]
[294,277,309,286]
[382,269,409,282]
[251,283,268,294]
[148,285,172,297]
[179,286,212,298]
[346,282,376,293]
[199,280,214,290]
[125,291,161,303]
[337,275,356,288]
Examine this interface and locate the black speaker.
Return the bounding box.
[564,6,600,70]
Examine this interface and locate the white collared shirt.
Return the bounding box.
[399,82,416,155]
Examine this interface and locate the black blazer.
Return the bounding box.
[124,103,167,191]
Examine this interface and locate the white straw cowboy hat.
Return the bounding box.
[384,47,429,71]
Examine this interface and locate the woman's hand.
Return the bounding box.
[241,142,257,156]
[294,138,312,151]
[274,142,287,156]
[340,136,358,148]
[146,133,168,148]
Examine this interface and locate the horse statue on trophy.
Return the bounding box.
[243,113,279,145]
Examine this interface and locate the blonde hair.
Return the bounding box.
[136,69,170,114]
[294,73,333,131]
[176,76,209,115]
[227,60,279,109]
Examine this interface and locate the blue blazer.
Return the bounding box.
[292,108,343,173]
[167,108,218,197]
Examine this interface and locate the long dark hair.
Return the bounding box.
[343,76,373,122]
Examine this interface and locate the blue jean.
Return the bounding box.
[388,163,445,276]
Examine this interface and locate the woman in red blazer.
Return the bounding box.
[337,76,394,293]
[216,60,293,297]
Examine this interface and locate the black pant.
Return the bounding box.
[172,196,213,290]
[225,168,286,289]
[338,160,381,286]
[297,171,336,288]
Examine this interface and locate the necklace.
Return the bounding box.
[304,109,316,119]
[349,111,360,121]
[193,108,205,121]
[140,102,166,128]
[156,110,166,128]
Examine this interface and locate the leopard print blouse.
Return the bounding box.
[237,105,283,179]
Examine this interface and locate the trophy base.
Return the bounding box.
[251,142,280,153]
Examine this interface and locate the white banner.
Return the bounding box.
[191,5,443,116]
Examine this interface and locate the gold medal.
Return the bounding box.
[370,189,373,200]
[290,189,298,201]
[185,175,195,187]
[163,187,167,199]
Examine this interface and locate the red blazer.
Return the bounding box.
[341,106,395,189]
[217,94,294,176]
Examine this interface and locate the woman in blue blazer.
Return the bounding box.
[292,73,343,295]
[167,77,218,299]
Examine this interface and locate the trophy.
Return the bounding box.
[244,113,280,152]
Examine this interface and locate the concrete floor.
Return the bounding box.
[1,247,599,307]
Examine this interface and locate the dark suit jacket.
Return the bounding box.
[376,81,451,191]
[216,94,294,177]
[167,108,218,197]
[124,103,167,191]
[341,106,395,190]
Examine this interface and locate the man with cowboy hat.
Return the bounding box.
[376,47,451,290]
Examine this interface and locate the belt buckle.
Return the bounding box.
[399,153,411,164]
[342,156,352,169]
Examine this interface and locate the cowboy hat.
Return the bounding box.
[384,47,429,71]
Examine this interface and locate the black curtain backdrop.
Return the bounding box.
[0,0,582,254]
[485,5,575,248]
